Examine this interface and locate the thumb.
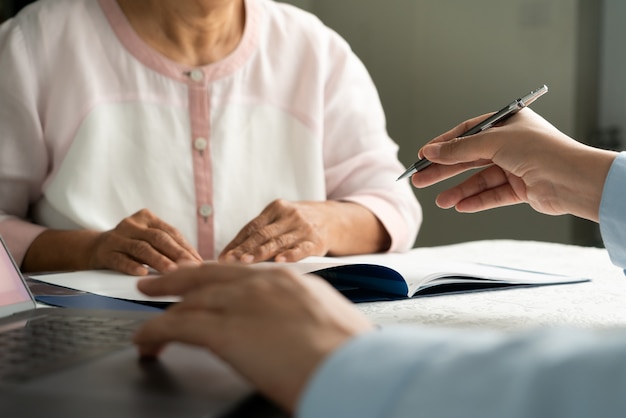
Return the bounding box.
[421,132,499,166]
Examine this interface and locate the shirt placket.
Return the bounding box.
[187,68,214,260]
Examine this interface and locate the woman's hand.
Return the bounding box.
[22,208,202,275]
[88,209,203,275]
[218,199,390,263]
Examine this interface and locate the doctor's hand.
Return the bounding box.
[218,199,390,263]
[88,209,202,275]
[410,109,618,223]
[133,263,374,413]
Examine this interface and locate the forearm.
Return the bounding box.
[21,229,100,273]
[325,201,391,256]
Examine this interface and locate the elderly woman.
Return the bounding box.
[0,0,421,275]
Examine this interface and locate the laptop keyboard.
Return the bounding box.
[0,314,143,382]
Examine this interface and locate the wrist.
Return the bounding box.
[22,229,101,272]
[559,147,617,222]
[325,201,390,256]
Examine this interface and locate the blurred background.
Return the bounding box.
[2,0,625,248]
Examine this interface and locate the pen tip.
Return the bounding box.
[397,162,419,181]
[396,171,411,181]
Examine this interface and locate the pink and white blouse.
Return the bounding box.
[0,0,422,265]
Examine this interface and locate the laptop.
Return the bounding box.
[0,235,285,417]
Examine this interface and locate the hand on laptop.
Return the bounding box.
[133,263,374,412]
[90,209,202,275]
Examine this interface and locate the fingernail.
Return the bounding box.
[241,254,254,264]
[221,253,236,263]
[137,277,156,289]
[422,143,441,159]
[133,266,148,276]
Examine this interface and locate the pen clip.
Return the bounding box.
[519,84,548,107]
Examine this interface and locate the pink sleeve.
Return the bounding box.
[320,31,422,252]
[0,18,49,266]
[0,218,47,267]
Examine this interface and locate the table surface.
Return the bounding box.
[357,240,626,331]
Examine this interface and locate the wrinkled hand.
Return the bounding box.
[219,199,331,263]
[410,109,617,222]
[89,209,202,275]
[218,199,340,263]
[133,263,374,412]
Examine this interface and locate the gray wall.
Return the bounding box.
[598,0,626,149]
[279,1,604,247]
[279,0,311,9]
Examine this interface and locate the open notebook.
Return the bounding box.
[271,254,590,302]
[30,251,590,305]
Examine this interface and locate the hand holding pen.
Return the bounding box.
[408,93,619,223]
[397,85,549,181]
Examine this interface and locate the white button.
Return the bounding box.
[194,137,208,151]
[189,69,204,82]
[198,204,213,218]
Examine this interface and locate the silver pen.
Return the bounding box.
[396,84,549,181]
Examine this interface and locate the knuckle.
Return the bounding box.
[288,240,320,260]
[106,252,143,275]
[129,208,151,221]
[114,217,133,231]
[116,209,154,230]
[269,198,288,209]
[146,229,170,246]
[252,227,274,244]
[267,199,297,216]
[135,208,153,217]
[297,240,315,253]
[253,240,280,260]
[446,137,463,153]
[490,190,505,205]
[129,239,153,258]
[242,219,264,236]
[298,222,315,236]
[475,173,489,193]
[274,232,292,249]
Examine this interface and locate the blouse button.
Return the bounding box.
[189,69,204,82]
[198,204,213,219]
[194,137,208,151]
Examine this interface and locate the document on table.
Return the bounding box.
[29,250,589,304]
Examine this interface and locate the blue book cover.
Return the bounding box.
[26,278,163,312]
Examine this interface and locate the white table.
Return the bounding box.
[358,240,626,331]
